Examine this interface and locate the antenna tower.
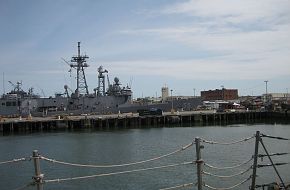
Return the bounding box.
[70,42,89,96]
[97,66,108,96]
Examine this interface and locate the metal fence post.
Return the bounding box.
[32,150,44,190]
[251,131,260,190]
[260,138,286,189]
[195,137,203,190]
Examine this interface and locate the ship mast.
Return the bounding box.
[97,66,108,96]
[70,42,89,96]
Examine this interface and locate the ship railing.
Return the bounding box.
[1,131,289,190]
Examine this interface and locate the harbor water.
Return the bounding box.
[1,124,290,190]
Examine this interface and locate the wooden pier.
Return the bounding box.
[1,111,289,134]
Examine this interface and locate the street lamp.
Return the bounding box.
[171,89,174,114]
[221,85,225,100]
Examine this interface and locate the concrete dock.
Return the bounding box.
[1,110,289,134]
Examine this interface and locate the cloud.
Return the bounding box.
[121,24,290,53]
[117,0,290,82]
[162,0,290,25]
[97,57,289,81]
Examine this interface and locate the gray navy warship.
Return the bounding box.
[0,42,132,116]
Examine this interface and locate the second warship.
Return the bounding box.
[0,42,132,116]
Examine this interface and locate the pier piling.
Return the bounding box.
[1,111,290,134]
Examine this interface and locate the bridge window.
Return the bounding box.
[5,101,17,106]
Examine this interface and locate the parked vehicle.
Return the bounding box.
[137,108,163,116]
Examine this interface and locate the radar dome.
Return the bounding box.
[114,77,119,83]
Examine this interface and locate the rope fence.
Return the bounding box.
[204,157,253,170]
[40,141,194,168]
[1,131,289,190]
[202,166,252,178]
[201,135,255,145]
[258,152,289,158]
[258,162,289,168]
[261,134,290,141]
[0,157,29,165]
[203,176,251,190]
[255,182,290,189]
[44,161,194,183]
[159,183,193,190]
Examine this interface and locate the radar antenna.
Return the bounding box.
[64,85,73,98]
[97,66,108,96]
[8,81,23,93]
[70,42,89,96]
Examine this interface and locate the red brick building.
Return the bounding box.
[201,88,238,101]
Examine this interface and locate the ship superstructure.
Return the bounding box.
[0,42,132,116]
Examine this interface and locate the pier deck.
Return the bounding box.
[1,110,289,134]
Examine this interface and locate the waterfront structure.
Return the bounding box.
[0,43,204,117]
[161,85,169,102]
[201,88,238,101]
[263,93,289,102]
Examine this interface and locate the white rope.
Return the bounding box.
[159,183,194,190]
[44,161,194,183]
[201,135,254,145]
[204,176,251,190]
[204,157,253,170]
[0,158,28,165]
[202,166,252,178]
[261,134,290,141]
[41,142,194,168]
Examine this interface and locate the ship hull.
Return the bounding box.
[0,95,131,117]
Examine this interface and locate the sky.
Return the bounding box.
[0,0,289,98]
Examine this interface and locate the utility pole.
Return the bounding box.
[264,80,268,106]
[2,72,5,95]
[171,89,174,114]
[286,88,289,103]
